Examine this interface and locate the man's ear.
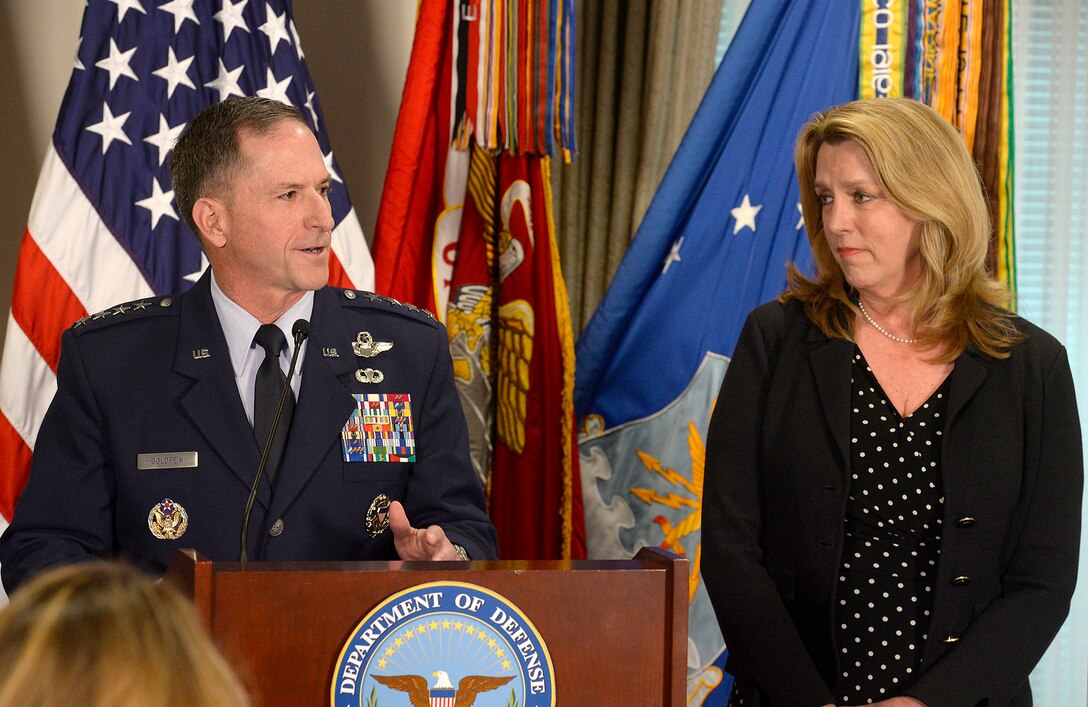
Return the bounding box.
[192,197,227,249]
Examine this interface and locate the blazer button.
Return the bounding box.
[941,635,960,644]
[955,516,977,528]
[951,575,971,586]
[269,518,285,536]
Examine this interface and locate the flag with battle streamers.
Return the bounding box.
[373,0,582,560]
[859,0,1015,299]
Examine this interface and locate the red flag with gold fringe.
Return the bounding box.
[373,0,582,559]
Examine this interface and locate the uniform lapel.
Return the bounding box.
[268,288,359,519]
[172,274,269,508]
[808,331,855,474]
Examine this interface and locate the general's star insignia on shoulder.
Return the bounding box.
[71,296,175,333]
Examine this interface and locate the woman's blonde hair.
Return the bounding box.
[0,562,249,706]
[788,96,1020,360]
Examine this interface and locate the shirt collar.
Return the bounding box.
[209,270,316,377]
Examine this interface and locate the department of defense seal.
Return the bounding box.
[332,582,555,707]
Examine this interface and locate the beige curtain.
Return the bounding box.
[552,0,722,334]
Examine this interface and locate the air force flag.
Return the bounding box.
[574,1,860,702]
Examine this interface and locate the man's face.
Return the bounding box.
[210,119,334,308]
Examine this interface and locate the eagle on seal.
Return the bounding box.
[372,670,514,707]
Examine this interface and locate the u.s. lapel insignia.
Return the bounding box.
[352,331,393,358]
[191,349,210,360]
[322,347,340,357]
[355,368,384,384]
[366,494,392,537]
[148,498,188,540]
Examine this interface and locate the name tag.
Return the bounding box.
[137,452,198,470]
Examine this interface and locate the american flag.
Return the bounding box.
[0,0,373,593]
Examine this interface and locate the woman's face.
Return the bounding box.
[814,139,923,302]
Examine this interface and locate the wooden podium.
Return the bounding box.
[165,547,688,706]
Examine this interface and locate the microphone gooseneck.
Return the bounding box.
[239,319,310,564]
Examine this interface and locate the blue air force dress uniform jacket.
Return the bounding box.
[0,273,498,592]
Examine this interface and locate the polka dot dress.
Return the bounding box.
[834,348,947,705]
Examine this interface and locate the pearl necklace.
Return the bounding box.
[857,298,917,344]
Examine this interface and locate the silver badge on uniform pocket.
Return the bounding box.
[355,368,384,384]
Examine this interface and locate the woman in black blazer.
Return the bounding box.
[702,98,1081,707]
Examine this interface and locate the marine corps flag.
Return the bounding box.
[0,0,372,601]
[446,147,581,560]
[374,0,582,560]
[574,1,859,702]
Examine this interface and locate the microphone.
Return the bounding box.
[240,318,310,563]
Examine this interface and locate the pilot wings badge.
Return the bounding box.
[373,670,513,707]
[352,331,393,358]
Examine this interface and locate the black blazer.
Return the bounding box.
[1,273,497,593]
[702,299,1082,707]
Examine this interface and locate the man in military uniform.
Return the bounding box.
[0,97,497,593]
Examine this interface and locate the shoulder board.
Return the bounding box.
[70,295,179,335]
[337,289,439,327]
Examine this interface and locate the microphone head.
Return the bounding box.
[292,319,310,342]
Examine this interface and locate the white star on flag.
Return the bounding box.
[74,38,85,71]
[662,237,684,274]
[256,68,292,104]
[730,194,762,235]
[95,38,139,90]
[108,0,147,22]
[214,0,251,42]
[259,5,291,54]
[86,103,134,154]
[151,47,196,98]
[184,252,210,283]
[289,19,305,60]
[144,114,186,167]
[796,202,804,230]
[323,151,343,184]
[304,91,319,129]
[204,58,246,101]
[159,0,200,33]
[135,177,179,229]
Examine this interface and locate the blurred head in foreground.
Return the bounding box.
[0,561,249,706]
